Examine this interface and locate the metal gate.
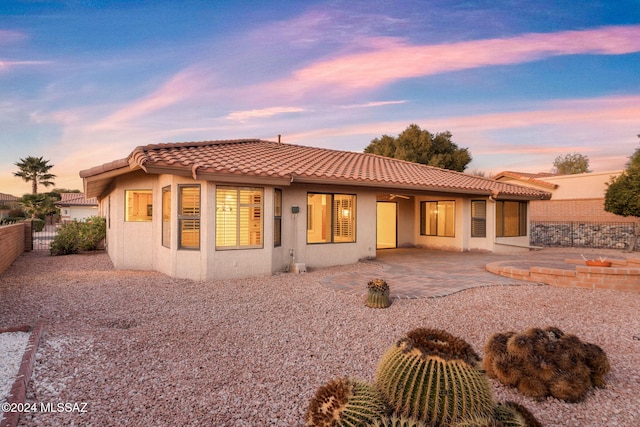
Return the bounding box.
[32,223,58,251]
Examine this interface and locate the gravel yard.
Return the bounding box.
[1,251,639,426]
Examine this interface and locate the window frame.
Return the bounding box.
[124,189,153,222]
[306,192,357,244]
[162,186,171,248]
[471,200,487,238]
[215,186,264,250]
[178,184,201,250]
[419,200,455,237]
[496,200,528,237]
[274,189,282,247]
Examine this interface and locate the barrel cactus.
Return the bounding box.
[366,278,391,308]
[451,401,541,427]
[369,415,428,427]
[483,326,610,402]
[376,328,495,426]
[304,377,389,426]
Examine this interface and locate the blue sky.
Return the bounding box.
[2,0,639,195]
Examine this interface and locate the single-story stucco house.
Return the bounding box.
[80,139,551,280]
[55,192,99,223]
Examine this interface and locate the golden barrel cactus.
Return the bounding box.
[376,328,495,426]
[305,377,389,426]
[366,278,392,308]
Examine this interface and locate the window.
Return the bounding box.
[162,186,171,248]
[496,201,527,237]
[274,189,282,247]
[179,185,200,249]
[420,201,455,237]
[216,187,263,249]
[125,190,152,221]
[307,193,356,243]
[471,200,486,238]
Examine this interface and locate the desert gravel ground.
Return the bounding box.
[1,251,639,426]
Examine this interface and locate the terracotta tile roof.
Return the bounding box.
[0,192,19,202]
[493,171,559,189]
[81,139,551,200]
[55,192,98,206]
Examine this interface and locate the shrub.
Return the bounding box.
[50,216,106,256]
[29,218,45,232]
[7,209,26,218]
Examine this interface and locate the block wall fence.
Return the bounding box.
[0,221,30,276]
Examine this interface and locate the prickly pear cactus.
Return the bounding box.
[376,328,495,426]
[304,377,388,426]
[366,278,391,308]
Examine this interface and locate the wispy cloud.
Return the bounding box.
[90,67,214,130]
[0,60,51,71]
[275,25,640,93]
[339,100,407,109]
[225,106,307,121]
[0,29,27,44]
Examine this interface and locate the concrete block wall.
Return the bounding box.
[0,222,26,276]
[530,199,635,222]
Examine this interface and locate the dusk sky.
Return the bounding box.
[2,0,640,196]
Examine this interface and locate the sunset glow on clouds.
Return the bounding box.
[286,25,640,91]
[1,1,639,195]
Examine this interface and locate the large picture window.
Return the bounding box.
[471,200,487,238]
[125,189,152,222]
[162,186,171,247]
[496,201,527,237]
[179,185,200,249]
[307,193,356,243]
[420,201,455,237]
[216,187,263,249]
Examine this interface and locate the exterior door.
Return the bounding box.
[376,202,397,249]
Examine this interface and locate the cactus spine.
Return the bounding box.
[376,328,495,426]
[305,377,388,427]
[366,279,392,308]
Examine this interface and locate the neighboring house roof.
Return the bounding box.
[493,171,559,190]
[0,192,19,202]
[55,192,98,207]
[81,139,552,201]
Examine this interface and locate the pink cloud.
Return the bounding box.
[279,25,640,92]
[225,106,307,121]
[90,67,212,130]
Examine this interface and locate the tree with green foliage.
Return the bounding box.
[605,138,640,250]
[552,153,590,174]
[13,156,56,194]
[19,193,57,219]
[364,124,472,172]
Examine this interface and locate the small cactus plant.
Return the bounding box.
[369,415,429,427]
[366,279,392,308]
[376,328,495,426]
[483,326,610,402]
[304,377,389,426]
[451,401,542,427]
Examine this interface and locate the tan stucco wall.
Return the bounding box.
[541,171,621,200]
[100,175,380,280]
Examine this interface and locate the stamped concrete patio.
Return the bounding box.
[319,247,628,298]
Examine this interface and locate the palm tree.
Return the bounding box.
[14,156,56,194]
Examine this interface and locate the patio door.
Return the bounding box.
[376,202,397,249]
